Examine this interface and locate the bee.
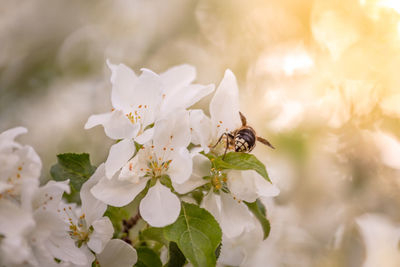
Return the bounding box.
[213,112,274,158]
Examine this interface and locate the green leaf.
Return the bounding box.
[62,186,81,204]
[191,190,205,205]
[244,200,271,239]
[163,202,222,267]
[205,152,271,183]
[135,247,162,267]
[104,206,130,237]
[164,242,186,267]
[50,153,96,191]
[215,243,222,260]
[140,227,168,246]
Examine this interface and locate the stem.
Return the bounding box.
[121,212,141,244]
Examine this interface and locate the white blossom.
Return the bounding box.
[92,110,192,227]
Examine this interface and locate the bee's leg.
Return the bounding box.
[212,133,227,148]
[257,136,275,149]
[222,133,230,160]
[239,111,247,126]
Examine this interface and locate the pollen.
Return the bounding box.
[138,105,142,108]
[18,166,22,171]
[219,121,223,123]
[163,147,167,151]
[170,148,174,151]
[16,173,21,178]
[129,163,133,171]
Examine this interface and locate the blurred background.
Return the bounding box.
[1,0,400,266]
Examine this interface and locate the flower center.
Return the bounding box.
[126,105,148,124]
[60,207,92,248]
[0,164,24,201]
[210,168,227,191]
[140,145,175,178]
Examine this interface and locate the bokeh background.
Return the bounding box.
[1,0,400,266]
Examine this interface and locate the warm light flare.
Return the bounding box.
[361,0,400,14]
[282,52,314,76]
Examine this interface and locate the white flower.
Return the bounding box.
[50,166,115,266]
[86,62,214,179]
[96,239,137,267]
[0,179,71,267]
[189,69,242,154]
[226,170,280,203]
[85,61,162,143]
[201,191,265,266]
[0,127,41,207]
[91,110,192,227]
[158,64,214,117]
[202,191,255,238]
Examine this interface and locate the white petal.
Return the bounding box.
[105,138,136,178]
[91,175,149,207]
[47,231,94,265]
[218,234,245,266]
[178,84,215,110]
[97,239,137,267]
[227,170,258,202]
[0,235,34,266]
[107,61,138,112]
[85,110,139,140]
[119,156,144,183]
[201,191,221,222]
[132,69,163,127]
[189,109,213,153]
[160,64,196,90]
[33,179,70,212]
[167,148,192,184]
[173,153,210,194]
[254,174,280,198]
[140,181,181,227]
[87,217,114,254]
[219,192,254,238]
[161,84,215,115]
[81,164,107,226]
[0,200,35,237]
[153,109,191,150]
[135,127,154,144]
[0,127,27,150]
[209,69,242,136]
[0,182,12,194]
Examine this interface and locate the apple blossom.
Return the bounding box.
[91,110,192,227]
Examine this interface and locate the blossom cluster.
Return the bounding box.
[1,62,279,267]
[0,127,136,266]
